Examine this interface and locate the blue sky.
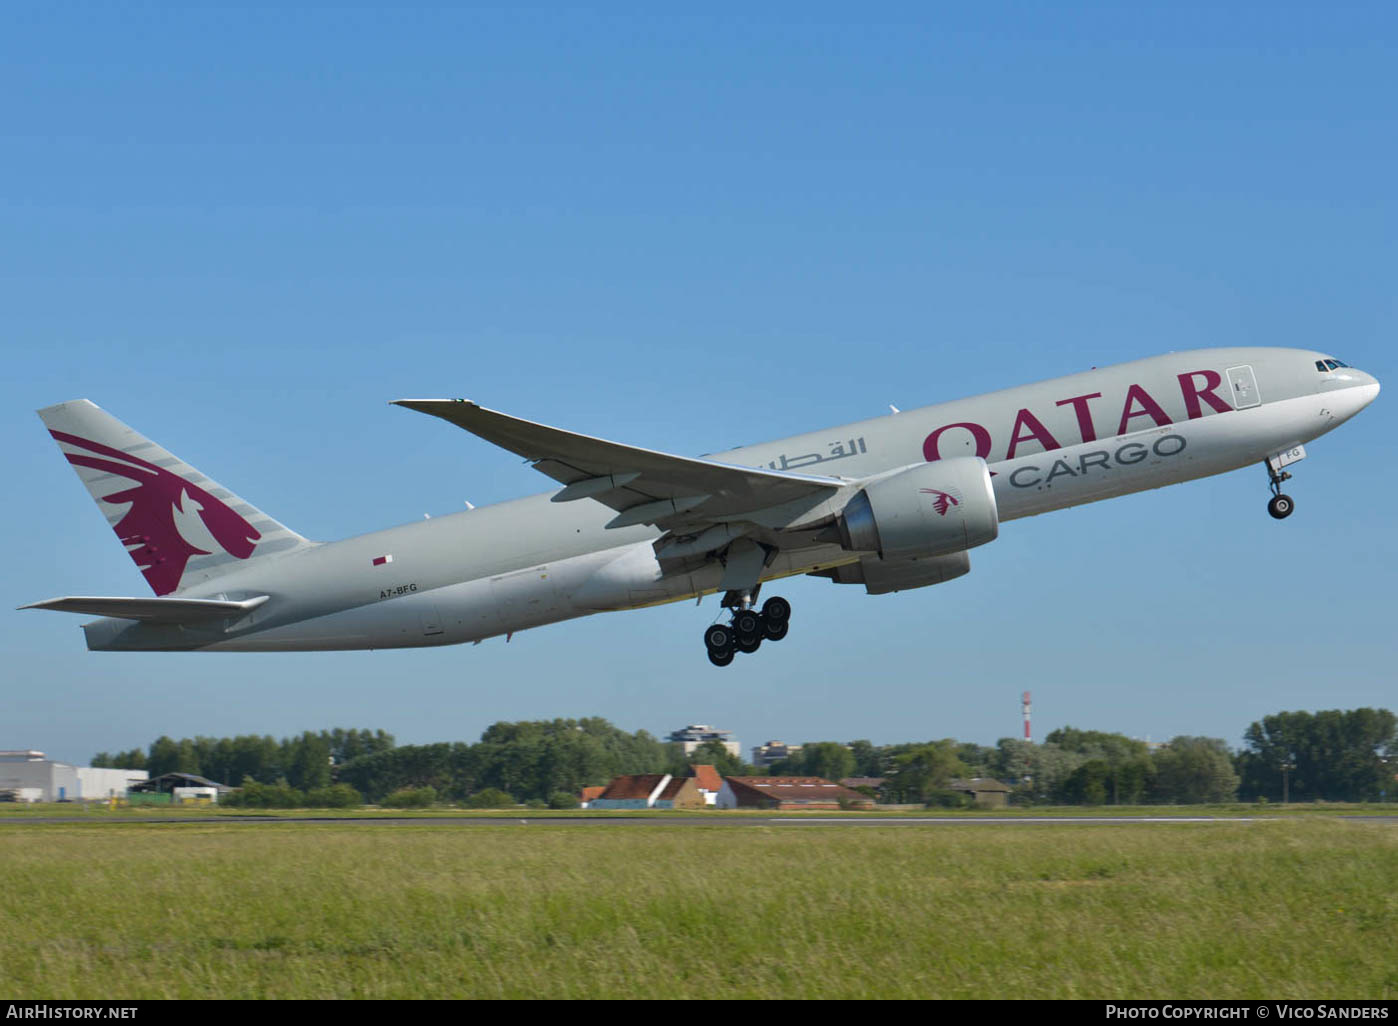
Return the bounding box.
[5,3,1395,766]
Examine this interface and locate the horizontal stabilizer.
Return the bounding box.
[19,594,269,623]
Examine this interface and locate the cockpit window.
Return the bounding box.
[1316,359,1350,372]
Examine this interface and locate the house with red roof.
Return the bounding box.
[690,764,723,806]
[589,773,705,810]
[716,776,873,811]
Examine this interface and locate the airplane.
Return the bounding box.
[21,347,1379,666]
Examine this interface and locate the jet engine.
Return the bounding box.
[811,550,971,595]
[834,457,998,559]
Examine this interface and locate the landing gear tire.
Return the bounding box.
[707,648,735,667]
[1268,494,1295,520]
[736,634,762,654]
[704,624,736,653]
[705,593,791,664]
[733,609,761,638]
[761,596,791,624]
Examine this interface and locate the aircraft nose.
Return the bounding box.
[1352,368,1380,406]
[1315,365,1380,426]
[1317,365,1380,404]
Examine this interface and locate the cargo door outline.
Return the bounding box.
[1226,365,1261,409]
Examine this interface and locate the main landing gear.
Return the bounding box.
[1266,466,1295,521]
[704,595,792,667]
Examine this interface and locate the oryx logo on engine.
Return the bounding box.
[919,488,960,516]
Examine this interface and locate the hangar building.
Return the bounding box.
[0,750,149,802]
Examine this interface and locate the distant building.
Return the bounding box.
[578,786,605,809]
[751,740,803,768]
[667,724,740,759]
[691,764,723,806]
[840,777,888,797]
[79,767,151,800]
[0,750,148,803]
[947,778,1013,809]
[716,777,872,811]
[129,772,231,804]
[590,774,706,810]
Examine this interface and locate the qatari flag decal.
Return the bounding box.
[372,554,393,566]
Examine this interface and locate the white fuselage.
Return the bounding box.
[79,347,1378,652]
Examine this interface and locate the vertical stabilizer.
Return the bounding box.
[38,400,316,595]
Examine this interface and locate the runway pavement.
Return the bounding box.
[4,813,1395,826]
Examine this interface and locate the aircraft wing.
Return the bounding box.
[394,399,847,529]
[20,595,269,623]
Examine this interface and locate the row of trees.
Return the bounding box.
[763,712,1395,805]
[334,718,681,802]
[91,708,1395,807]
[1237,709,1397,802]
[92,728,396,791]
[96,720,684,804]
[762,730,1243,805]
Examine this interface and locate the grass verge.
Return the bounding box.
[0,818,1394,998]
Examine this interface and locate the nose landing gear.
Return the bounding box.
[1266,465,1295,520]
[704,595,792,667]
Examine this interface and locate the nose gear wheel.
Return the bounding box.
[1265,461,1295,520]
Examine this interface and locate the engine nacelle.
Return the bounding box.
[836,458,999,560]
[816,550,971,595]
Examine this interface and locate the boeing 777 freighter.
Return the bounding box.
[22,348,1379,665]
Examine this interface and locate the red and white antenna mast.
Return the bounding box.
[1022,691,1032,742]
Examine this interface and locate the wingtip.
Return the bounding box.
[392,398,476,410]
[36,399,99,418]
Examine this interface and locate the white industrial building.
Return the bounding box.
[79,766,150,799]
[665,724,741,759]
[0,750,148,802]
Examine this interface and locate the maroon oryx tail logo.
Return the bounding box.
[52,430,261,595]
[919,487,960,517]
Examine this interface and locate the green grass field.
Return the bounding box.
[2,818,1394,999]
[2,800,1394,819]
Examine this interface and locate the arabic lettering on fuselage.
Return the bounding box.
[768,437,868,471]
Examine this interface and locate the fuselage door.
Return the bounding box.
[1226,365,1261,409]
[419,604,444,636]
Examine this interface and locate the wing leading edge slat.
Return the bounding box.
[393,399,846,529]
